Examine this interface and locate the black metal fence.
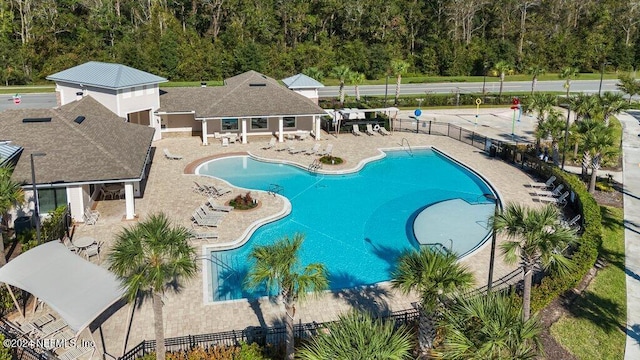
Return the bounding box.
[118,308,420,360]
[0,320,57,360]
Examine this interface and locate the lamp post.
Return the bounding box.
[561,103,571,170]
[598,61,609,97]
[483,193,499,292]
[384,75,389,104]
[30,152,46,243]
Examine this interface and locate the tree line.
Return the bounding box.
[1,0,639,85]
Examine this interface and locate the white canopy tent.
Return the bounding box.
[0,241,125,336]
[330,107,399,135]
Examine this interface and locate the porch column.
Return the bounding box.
[241,119,247,144]
[314,115,321,140]
[124,182,135,220]
[278,117,284,142]
[201,119,209,145]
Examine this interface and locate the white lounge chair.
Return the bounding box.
[262,138,276,150]
[378,126,391,135]
[190,231,219,240]
[210,184,231,197]
[538,191,569,207]
[192,212,224,227]
[562,214,581,229]
[221,137,229,147]
[365,124,376,136]
[352,124,362,136]
[317,144,333,156]
[163,148,183,160]
[205,198,234,212]
[289,147,305,154]
[39,319,67,337]
[304,143,321,155]
[59,346,94,360]
[534,184,564,197]
[527,175,556,189]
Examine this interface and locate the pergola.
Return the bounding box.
[0,241,125,337]
[329,107,400,135]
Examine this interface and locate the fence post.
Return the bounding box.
[416,119,419,134]
[459,127,462,141]
[471,132,475,147]
[428,121,431,135]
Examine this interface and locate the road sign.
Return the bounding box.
[13,96,21,105]
[414,109,422,117]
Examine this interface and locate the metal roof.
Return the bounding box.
[281,73,325,89]
[46,61,167,90]
[0,142,22,167]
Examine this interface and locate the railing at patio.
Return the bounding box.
[0,320,58,360]
[118,308,420,360]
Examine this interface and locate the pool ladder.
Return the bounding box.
[401,138,413,156]
[267,183,283,196]
[308,159,322,172]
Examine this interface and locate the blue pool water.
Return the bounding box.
[197,149,495,301]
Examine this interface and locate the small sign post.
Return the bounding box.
[13,94,21,105]
[475,98,482,125]
[510,97,521,140]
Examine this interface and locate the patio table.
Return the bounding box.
[73,236,96,250]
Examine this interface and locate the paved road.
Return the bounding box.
[0,79,622,111]
[622,110,640,359]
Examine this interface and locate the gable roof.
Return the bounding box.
[158,71,325,118]
[46,61,167,90]
[0,96,155,185]
[281,73,325,89]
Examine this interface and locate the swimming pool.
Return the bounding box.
[197,148,496,301]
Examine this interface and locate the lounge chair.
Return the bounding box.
[317,144,333,156]
[262,138,276,150]
[365,124,376,136]
[352,124,362,136]
[59,346,94,360]
[192,212,224,227]
[562,214,581,229]
[205,198,234,212]
[210,184,231,197]
[33,314,55,328]
[163,148,183,160]
[198,205,229,219]
[298,132,309,141]
[289,147,305,154]
[378,126,391,135]
[221,137,229,147]
[275,144,292,152]
[537,191,569,207]
[527,175,556,189]
[83,207,99,225]
[304,143,321,155]
[38,319,67,337]
[534,184,564,197]
[190,231,219,240]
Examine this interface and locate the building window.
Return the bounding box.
[221,118,238,130]
[134,86,143,96]
[146,85,155,95]
[283,116,296,128]
[122,89,131,98]
[38,188,67,214]
[251,117,268,129]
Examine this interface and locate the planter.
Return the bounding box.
[225,199,262,211]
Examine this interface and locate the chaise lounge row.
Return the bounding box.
[352,124,391,136]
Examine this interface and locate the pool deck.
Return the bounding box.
[25,107,548,358]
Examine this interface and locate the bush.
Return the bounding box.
[230,192,258,210]
[140,343,268,360]
[0,335,11,360]
[529,164,602,312]
[319,156,343,165]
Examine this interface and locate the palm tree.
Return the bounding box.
[0,165,24,267]
[297,311,414,360]
[617,73,640,103]
[536,109,566,165]
[330,65,351,106]
[494,204,577,321]
[578,120,617,193]
[391,248,474,354]
[559,66,580,98]
[108,213,198,360]
[523,93,556,152]
[438,292,542,359]
[527,65,545,94]
[494,61,512,98]
[599,91,629,126]
[244,233,328,360]
[302,67,325,83]
[349,71,366,102]
[390,59,410,105]
[569,93,600,158]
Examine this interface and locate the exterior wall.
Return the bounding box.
[292,89,319,104]
[119,85,162,140]
[295,116,313,131]
[162,114,199,132]
[66,186,85,222]
[56,82,118,112]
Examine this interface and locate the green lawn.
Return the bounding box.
[550,206,626,360]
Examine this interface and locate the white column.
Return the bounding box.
[124,182,135,220]
[152,111,162,141]
[278,117,284,142]
[201,120,208,145]
[315,115,321,140]
[241,119,247,144]
[66,186,85,223]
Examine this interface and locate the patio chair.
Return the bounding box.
[562,214,581,229]
[297,132,309,141]
[275,144,292,152]
[537,191,569,207]
[85,206,100,218]
[205,198,234,212]
[163,148,183,160]
[365,124,376,136]
[289,147,305,154]
[38,319,67,337]
[304,143,321,155]
[193,182,211,196]
[221,137,229,147]
[378,126,391,135]
[534,184,564,197]
[192,212,224,227]
[84,243,101,262]
[317,144,333,157]
[210,184,231,197]
[352,124,362,136]
[190,231,219,240]
[262,138,276,150]
[83,208,98,225]
[527,175,556,189]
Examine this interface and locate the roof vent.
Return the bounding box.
[22,118,52,123]
[249,83,266,87]
[200,82,207,87]
[74,116,86,124]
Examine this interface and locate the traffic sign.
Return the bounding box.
[414,109,422,117]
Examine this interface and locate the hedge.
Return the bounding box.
[529,164,602,312]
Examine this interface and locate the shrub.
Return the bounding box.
[139,342,268,360]
[319,156,343,165]
[230,192,258,210]
[0,335,11,360]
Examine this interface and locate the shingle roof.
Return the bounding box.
[0,142,22,167]
[158,71,326,118]
[46,61,167,90]
[0,96,155,185]
[281,73,325,89]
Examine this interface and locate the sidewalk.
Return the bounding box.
[619,112,640,359]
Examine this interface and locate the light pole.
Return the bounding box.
[30,152,46,243]
[384,75,389,104]
[598,61,609,97]
[483,193,499,292]
[561,103,571,170]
